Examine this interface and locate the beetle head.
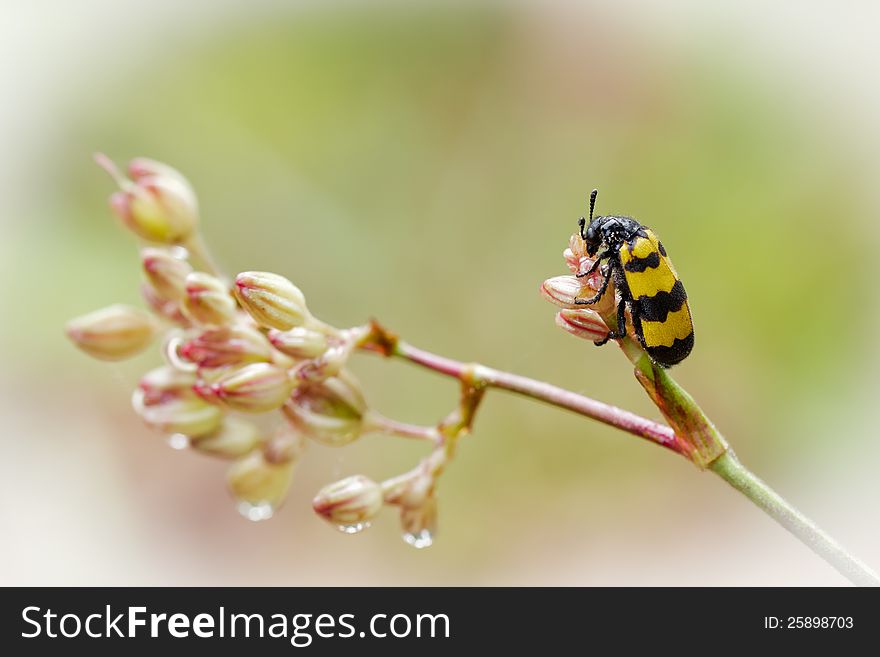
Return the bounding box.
[578,189,602,256]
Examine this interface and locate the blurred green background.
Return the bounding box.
[2,0,878,585]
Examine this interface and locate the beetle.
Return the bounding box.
[574,189,694,367]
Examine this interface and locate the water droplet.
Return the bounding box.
[237,501,274,522]
[168,245,190,260]
[403,529,433,549]
[336,522,370,534]
[167,433,190,450]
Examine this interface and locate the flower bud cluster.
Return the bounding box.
[540,232,615,342]
[68,155,461,543]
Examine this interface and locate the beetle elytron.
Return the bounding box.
[575,189,694,367]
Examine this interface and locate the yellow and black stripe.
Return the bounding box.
[618,229,694,367]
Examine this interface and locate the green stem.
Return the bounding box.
[611,327,727,467]
[359,320,879,586]
[183,233,224,278]
[711,451,880,586]
[618,334,878,585]
[629,348,728,467]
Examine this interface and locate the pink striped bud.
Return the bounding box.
[132,387,223,438]
[192,417,263,459]
[180,325,273,369]
[182,272,236,326]
[233,271,312,331]
[540,274,616,317]
[262,424,306,465]
[226,447,295,513]
[138,365,197,405]
[282,370,367,446]
[141,283,189,325]
[267,327,330,360]
[312,475,383,530]
[564,232,593,274]
[196,362,294,413]
[128,157,192,186]
[540,275,585,308]
[65,304,158,361]
[96,154,198,244]
[555,308,610,342]
[141,247,192,301]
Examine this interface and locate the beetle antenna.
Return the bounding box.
[589,189,598,223]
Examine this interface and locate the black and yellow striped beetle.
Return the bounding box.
[575,189,694,367]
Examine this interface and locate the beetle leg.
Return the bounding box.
[593,332,612,347]
[592,298,629,346]
[614,296,628,339]
[589,257,630,346]
[575,255,604,278]
[574,267,611,305]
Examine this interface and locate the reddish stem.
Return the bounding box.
[378,338,684,455]
[367,412,439,442]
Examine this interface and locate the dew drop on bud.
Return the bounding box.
[236,501,275,522]
[336,522,370,534]
[168,245,189,260]
[402,528,434,549]
[166,433,190,450]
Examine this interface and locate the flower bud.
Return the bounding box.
[539,275,586,308]
[291,339,358,382]
[96,154,198,244]
[128,157,192,186]
[555,308,610,342]
[132,388,223,437]
[282,370,367,446]
[66,304,158,361]
[381,470,439,542]
[138,365,197,405]
[182,272,236,326]
[234,271,311,330]
[564,232,592,274]
[192,417,263,459]
[267,327,330,360]
[263,424,306,465]
[193,363,236,384]
[142,283,188,325]
[180,325,273,369]
[312,475,383,530]
[196,362,294,413]
[141,247,192,301]
[226,447,294,513]
[541,274,616,317]
[400,494,437,549]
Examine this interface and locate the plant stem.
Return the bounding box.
[366,412,439,442]
[359,323,879,586]
[184,233,224,278]
[711,451,879,586]
[628,347,728,468]
[391,338,684,455]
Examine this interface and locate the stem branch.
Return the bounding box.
[358,319,879,586]
[389,338,683,455]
